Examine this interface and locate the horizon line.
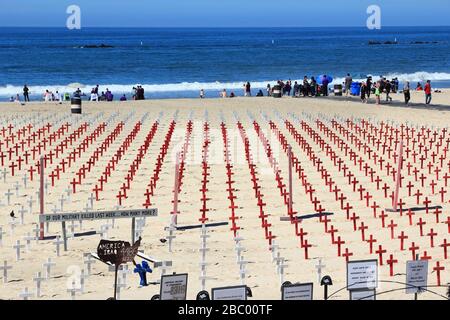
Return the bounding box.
[1,25,450,29]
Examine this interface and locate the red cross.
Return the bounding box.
[398,231,408,251]
[367,234,377,254]
[440,239,450,259]
[386,254,398,277]
[433,261,445,286]
[427,228,438,247]
[375,245,387,265]
[342,248,353,262]
[417,218,426,236]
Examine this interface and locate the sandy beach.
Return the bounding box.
[0,89,449,300]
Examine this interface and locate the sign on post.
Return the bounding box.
[282,283,314,300]
[39,208,158,223]
[347,260,378,291]
[212,285,247,300]
[350,289,376,300]
[160,273,188,300]
[406,260,428,294]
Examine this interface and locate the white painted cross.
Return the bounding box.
[53,236,64,257]
[43,258,56,279]
[166,226,176,253]
[28,196,33,214]
[83,253,96,276]
[0,226,6,247]
[277,257,288,285]
[67,281,79,300]
[59,194,66,212]
[23,232,35,252]
[115,278,127,300]
[22,173,29,189]
[33,271,45,298]
[5,189,13,206]
[65,187,72,202]
[88,193,95,210]
[19,205,27,225]
[2,168,7,183]
[0,260,12,283]
[32,225,40,244]
[79,269,88,294]
[315,258,326,284]
[13,240,25,261]
[19,287,34,300]
[9,217,16,236]
[14,181,20,196]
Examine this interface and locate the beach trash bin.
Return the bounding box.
[334,84,343,96]
[350,82,361,96]
[272,85,282,98]
[71,97,82,114]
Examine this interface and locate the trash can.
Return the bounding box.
[272,85,282,98]
[334,84,343,96]
[350,82,361,96]
[71,97,82,114]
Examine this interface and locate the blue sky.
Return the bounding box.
[0,0,449,27]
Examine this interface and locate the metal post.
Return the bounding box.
[131,217,136,244]
[62,222,68,251]
[39,157,45,240]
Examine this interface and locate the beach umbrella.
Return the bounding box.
[316,75,333,85]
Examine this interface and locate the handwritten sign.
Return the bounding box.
[406,260,428,294]
[212,285,248,300]
[347,260,378,290]
[97,238,141,266]
[39,208,157,223]
[160,274,188,300]
[282,283,313,300]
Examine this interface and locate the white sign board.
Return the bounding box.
[350,289,376,300]
[160,273,188,300]
[347,260,378,290]
[406,260,428,294]
[282,283,314,300]
[39,208,157,223]
[212,285,247,300]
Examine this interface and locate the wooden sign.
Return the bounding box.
[160,273,188,300]
[282,283,314,300]
[347,260,378,291]
[406,260,428,294]
[350,289,376,300]
[212,285,247,300]
[39,208,157,223]
[97,238,141,266]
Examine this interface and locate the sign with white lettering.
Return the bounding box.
[350,289,376,300]
[39,208,157,223]
[212,285,247,300]
[160,274,188,300]
[282,283,313,300]
[406,260,428,294]
[347,260,378,290]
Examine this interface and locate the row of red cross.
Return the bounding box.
[198,122,211,224]
[116,121,159,205]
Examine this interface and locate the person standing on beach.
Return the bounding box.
[403,81,411,105]
[344,73,352,96]
[375,82,381,105]
[366,76,372,100]
[266,84,271,96]
[200,89,205,99]
[424,80,432,104]
[23,85,30,102]
[360,82,367,103]
[245,82,251,97]
[385,80,393,102]
[311,77,317,97]
[322,75,329,96]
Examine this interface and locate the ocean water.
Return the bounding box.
[0,26,449,100]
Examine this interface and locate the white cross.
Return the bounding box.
[115,278,127,300]
[19,287,34,300]
[2,168,7,183]
[315,258,326,284]
[44,179,49,195]
[33,271,46,298]
[120,265,131,286]
[88,193,95,210]
[79,269,88,294]
[28,196,33,214]
[166,226,176,253]
[13,240,25,261]
[32,225,40,243]
[52,205,58,215]
[0,227,5,247]
[83,254,96,276]
[67,281,79,300]
[65,187,72,201]
[23,233,35,252]
[59,194,66,212]
[5,189,13,206]
[43,258,56,279]
[277,257,288,285]
[53,236,64,257]
[9,218,17,236]
[19,205,27,225]
[22,174,28,189]
[14,181,20,196]
[35,190,40,203]
[0,260,12,283]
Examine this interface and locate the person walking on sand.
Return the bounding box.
[360,82,367,103]
[200,89,205,99]
[424,80,432,104]
[344,73,352,96]
[23,85,30,102]
[385,80,393,102]
[375,82,381,105]
[403,81,411,105]
[366,76,372,100]
[266,84,271,97]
